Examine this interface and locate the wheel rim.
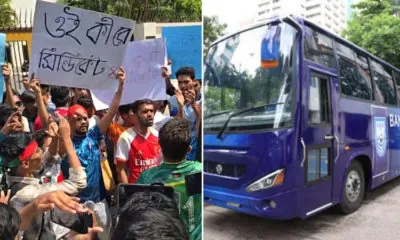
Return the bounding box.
[346,170,361,202]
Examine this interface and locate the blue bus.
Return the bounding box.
[203,15,400,219]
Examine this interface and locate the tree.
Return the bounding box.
[344,0,400,68]
[0,0,15,27]
[57,0,201,22]
[204,16,227,54]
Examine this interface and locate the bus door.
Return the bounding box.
[300,66,338,217]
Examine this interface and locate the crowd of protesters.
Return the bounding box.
[0,61,202,240]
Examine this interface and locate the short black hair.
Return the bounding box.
[112,191,187,240]
[118,103,133,115]
[0,103,16,128]
[77,95,94,110]
[131,99,153,115]
[0,203,21,240]
[0,132,33,162]
[40,84,50,94]
[19,90,36,104]
[32,129,48,148]
[50,86,70,108]
[159,118,191,162]
[175,66,195,80]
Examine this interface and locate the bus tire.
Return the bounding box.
[339,160,365,214]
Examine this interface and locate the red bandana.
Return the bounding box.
[19,140,38,162]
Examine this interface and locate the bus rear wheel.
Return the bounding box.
[339,160,365,214]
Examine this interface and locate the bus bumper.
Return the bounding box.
[204,185,299,220]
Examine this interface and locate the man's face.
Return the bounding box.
[28,147,44,172]
[42,92,50,106]
[13,95,25,112]
[74,88,89,99]
[72,109,89,134]
[177,75,195,92]
[135,104,154,128]
[121,110,136,127]
[24,101,37,116]
[7,112,23,133]
[194,80,201,91]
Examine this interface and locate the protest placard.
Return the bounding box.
[29,0,135,90]
[162,25,202,79]
[0,33,5,100]
[91,38,167,110]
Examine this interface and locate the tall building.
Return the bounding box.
[257,0,348,35]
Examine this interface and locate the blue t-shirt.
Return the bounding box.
[61,125,106,203]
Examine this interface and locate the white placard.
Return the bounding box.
[91,38,167,110]
[29,0,135,90]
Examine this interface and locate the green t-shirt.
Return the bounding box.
[137,161,202,240]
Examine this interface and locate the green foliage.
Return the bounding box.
[203,16,227,54]
[0,0,15,27]
[58,0,201,22]
[344,0,400,68]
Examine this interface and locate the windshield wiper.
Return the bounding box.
[205,110,231,119]
[216,103,285,139]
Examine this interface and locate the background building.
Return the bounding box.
[257,0,348,35]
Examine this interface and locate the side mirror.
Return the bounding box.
[261,25,281,69]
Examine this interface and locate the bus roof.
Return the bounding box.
[210,15,400,73]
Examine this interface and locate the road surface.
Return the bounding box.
[204,177,400,240]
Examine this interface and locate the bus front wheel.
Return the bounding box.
[339,160,365,214]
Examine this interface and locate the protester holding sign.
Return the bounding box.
[57,67,125,240]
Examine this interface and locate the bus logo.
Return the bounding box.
[374,117,387,158]
[216,164,223,175]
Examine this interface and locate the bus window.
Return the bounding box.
[371,60,396,105]
[394,71,400,104]
[336,42,372,100]
[304,26,336,69]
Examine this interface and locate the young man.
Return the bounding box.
[108,103,135,148]
[175,66,202,161]
[2,64,30,132]
[60,67,126,240]
[137,118,202,240]
[115,99,161,184]
[3,113,87,239]
[77,95,100,129]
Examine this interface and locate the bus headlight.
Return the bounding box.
[246,169,285,192]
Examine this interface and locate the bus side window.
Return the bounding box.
[393,71,400,105]
[336,41,373,101]
[371,60,396,106]
[304,26,337,69]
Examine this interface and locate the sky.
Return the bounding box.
[203,0,258,34]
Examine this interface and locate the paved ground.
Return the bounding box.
[204,177,400,240]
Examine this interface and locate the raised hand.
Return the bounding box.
[116,66,126,85]
[58,112,71,139]
[161,66,171,79]
[30,76,42,94]
[32,190,84,214]
[2,64,11,81]
[0,189,11,204]
[1,111,23,135]
[175,88,185,108]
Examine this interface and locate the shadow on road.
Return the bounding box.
[204,176,400,240]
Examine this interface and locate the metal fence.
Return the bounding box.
[6,41,29,91]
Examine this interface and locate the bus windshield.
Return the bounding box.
[204,22,298,132]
